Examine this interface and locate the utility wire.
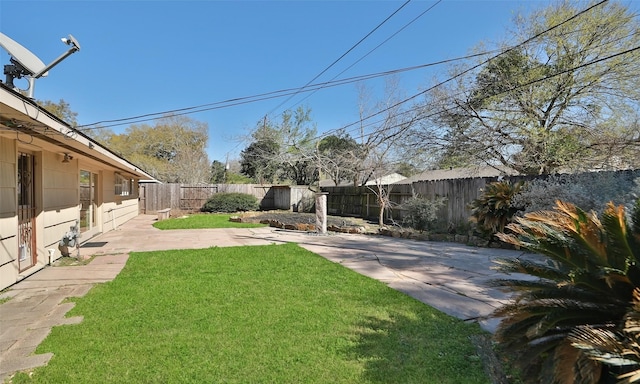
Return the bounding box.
[285,0,442,113]
[319,0,610,140]
[264,0,413,118]
[79,0,610,139]
[337,44,640,145]
[78,49,500,130]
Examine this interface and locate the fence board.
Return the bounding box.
[139,184,288,214]
[324,175,532,227]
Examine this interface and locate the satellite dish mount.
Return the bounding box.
[0,33,80,98]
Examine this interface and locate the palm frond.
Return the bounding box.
[601,202,640,271]
[492,257,571,280]
[554,340,602,384]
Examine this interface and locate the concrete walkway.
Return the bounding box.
[0,214,529,381]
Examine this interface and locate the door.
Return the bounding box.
[17,152,37,272]
[79,170,100,238]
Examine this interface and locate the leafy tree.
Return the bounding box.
[393,162,419,178]
[410,1,640,174]
[240,138,280,184]
[225,172,253,184]
[492,200,640,383]
[317,131,363,186]
[104,115,210,183]
[210,160,227,184]
[274,107,318,185]
[38,98,78,127]
[240,106,318,185]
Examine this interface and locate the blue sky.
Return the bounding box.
[1,0,547,162]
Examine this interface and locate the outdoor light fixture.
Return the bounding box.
[61,153,73,163]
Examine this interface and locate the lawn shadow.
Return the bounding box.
[346,311,490,384]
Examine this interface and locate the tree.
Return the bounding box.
[210,160,227,184]
[316,131,363,186]
[38,98,78,127]
[410,0,640,175]
[394,161,419,177]
[104,115,210,183]
[240,106,318,185]
[277,107,318,185]
[355,78,418,226]
[240,137,280,184]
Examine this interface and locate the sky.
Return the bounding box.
[0,0,550,162]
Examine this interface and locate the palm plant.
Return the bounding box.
[469,180,523,241]
[492,200,640,383]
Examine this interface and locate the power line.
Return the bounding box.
[77,49,500,130]
[319,0,610,141]
[264,0,413,118]
[285,0,442,113]
[80,0,612,149]
[338,44,640,145]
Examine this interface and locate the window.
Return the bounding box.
[115,173,133,196]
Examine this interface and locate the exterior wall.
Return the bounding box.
[42,151,79,256]
[0,87,152,290]
[0,136,17,289]
[0,138,141,291]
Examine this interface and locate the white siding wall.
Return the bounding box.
[42,151,79,260]
[0,139,141,290]
[0,137,17,289]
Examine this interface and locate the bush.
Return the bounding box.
[513,171,640,216]
[201,193,259,213]
[400,196,447,232]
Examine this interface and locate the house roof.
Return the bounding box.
[320,173,407,188]
[319,179,353,187]
[0,84,155,180]
[394,166,519,184]
[364,172,407,186]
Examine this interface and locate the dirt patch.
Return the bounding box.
[241,211,378,233]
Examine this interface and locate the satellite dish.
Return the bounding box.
[0,32,80,98]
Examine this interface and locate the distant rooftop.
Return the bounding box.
[395,166,519,184]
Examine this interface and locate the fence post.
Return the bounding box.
[315,192,328,234]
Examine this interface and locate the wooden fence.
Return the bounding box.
[324,169,639,228]
[324,175,534,228]
[140,169,639,225]
[138,183,316,214]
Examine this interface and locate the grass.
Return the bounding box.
[152,213,267,230]
[13,244,490,383]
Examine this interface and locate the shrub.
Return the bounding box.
[400,196,447,232]
[492,200,640,383]
[469,180,523,239]
[201,193,259,213]
[513,171,640,216]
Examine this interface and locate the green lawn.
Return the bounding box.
[15,244,489,383]
[153,213,267,229]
